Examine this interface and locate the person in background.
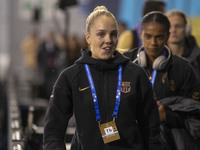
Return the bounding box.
[65,35,81,67]
[37,30,61,100]
[43,5,161,150]
[117,0,166,54]
[21,31,40,71]
[21,31,41,98]
[118,21,127,36]
[166,10,200,79]
[124,11,200,150]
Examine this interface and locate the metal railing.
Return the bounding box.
[7,78,25,150]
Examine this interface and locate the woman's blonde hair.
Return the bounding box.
[166,10,187,25]
[86,6,118,33]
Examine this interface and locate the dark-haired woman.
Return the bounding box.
[124,11,200,150]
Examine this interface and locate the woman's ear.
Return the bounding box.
[140,30,143,41]
[85,33,91,45]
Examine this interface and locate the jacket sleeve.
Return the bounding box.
[136,69,161,150]
[43,72,73,150]
[159,96,186,128]
[165,106,185,128]
[179,61,200,101]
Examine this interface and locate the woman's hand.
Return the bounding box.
[157,101,166,122]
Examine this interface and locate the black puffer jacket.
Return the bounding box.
[160,96,200,150]
[43,49,161,150]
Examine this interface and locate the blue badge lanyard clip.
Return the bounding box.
[151,70,157,88]
[150,70,159,108]
[84,64,122,123]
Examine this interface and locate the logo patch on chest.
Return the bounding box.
[162,73,168,84]
[192,92,200,100]
[170,80,176,91]
[121,82,131,93]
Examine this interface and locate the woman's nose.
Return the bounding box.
[105,35,111,43]
[170,26,175,33]
[151,37,157,45]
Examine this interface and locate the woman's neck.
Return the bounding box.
[147,55,156,67]
[168,41,185,56]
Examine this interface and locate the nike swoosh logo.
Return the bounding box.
[79,86,90,91]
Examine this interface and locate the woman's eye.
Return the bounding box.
[98,33,104,37]
[145,35,151,39]
[111,32,118,37]
[157,35,165,40]
[157,36,163,40]
[175,24,184,29]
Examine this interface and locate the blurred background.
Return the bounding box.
[1,0,200,149]
[1,0,200,75]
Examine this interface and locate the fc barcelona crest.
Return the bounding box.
[121,82,131,93]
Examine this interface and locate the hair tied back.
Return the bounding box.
[94,6,108,12]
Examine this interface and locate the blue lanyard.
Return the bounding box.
[151,70,157,88]
[150,49,167,88]
[84,64,122,121]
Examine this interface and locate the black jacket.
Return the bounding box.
[43,49,161,150]
[183,36,200,80]
[124,48,200,102]
[160,97,200,150]
[124,48,200,150]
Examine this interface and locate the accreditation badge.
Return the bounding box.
[99,121,120,144]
